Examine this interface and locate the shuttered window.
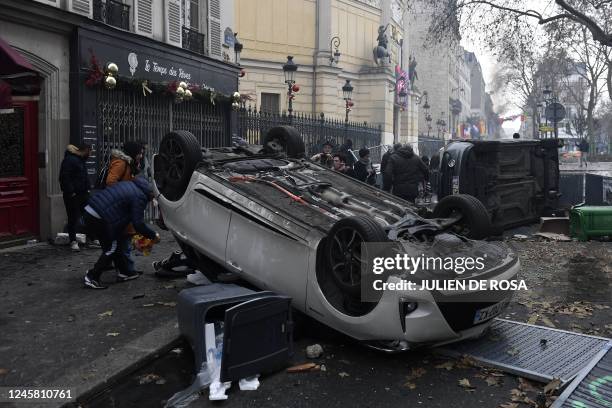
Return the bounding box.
[261,93,280,114]
[135,0,153,35]
[69,0,92,17]
[166,0,182,46]
[207,0,221,57]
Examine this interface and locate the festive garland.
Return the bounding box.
[84,49,240,107]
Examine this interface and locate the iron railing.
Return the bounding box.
[418,136,446,159]
[237,107,382,158]
[182,26,207,55]
[93,0,130,31]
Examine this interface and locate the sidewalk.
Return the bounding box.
[0,229,187,406]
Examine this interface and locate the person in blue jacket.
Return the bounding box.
[82,177,160,289]
[59,143,91,251]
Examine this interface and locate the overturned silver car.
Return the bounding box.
[153,127,519,349]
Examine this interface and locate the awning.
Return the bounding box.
[0,36,40,95]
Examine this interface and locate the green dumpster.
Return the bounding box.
[569,206,612,241]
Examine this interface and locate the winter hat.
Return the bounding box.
[358,147,370,158]
[123,141,142,160]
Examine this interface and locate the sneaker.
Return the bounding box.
[117,271,139,282]
[70,241,80,251]
[84,271,108,289]
[86,239,101,249]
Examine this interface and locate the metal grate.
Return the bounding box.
[552,343,612,407]
[439,319,610,385]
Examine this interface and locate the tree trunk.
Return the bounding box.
[532,105,539,139]
[608,57,612,105]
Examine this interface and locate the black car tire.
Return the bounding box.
[325,216,388,296]
[262,126,305,159]
[433,194,491,239]
[155,130,203,201]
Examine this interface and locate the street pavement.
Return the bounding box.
[0,229,188,406]
[1,229,610,408]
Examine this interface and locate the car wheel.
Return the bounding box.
[325,216,388,296]
[261,126,305,159]
[432,194,491,239]
[155,130,203,201]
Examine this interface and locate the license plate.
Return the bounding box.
[473,301,508,324]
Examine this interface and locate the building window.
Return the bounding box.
[181,0,206,55]
[93,0,131,30]
[261,93,280,114]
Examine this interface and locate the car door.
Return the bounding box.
[225,206,310,307]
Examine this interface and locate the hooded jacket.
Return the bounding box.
[59,145,89,195]
[88,177,156,239]
[106,149,136,186]
[383,146,429,199]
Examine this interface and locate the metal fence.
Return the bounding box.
[418,136,446,159]
[237,107,382,157]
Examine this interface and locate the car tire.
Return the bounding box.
[262,126,305,159]
[325,216,388,296]
[432,194,491,239]
[155,130,203,201]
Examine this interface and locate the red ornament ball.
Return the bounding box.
[292,84,300,92]
[239,69,246,78]
[348,101,355,107]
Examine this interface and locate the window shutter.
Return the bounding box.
[165,0,182,47]
[68,0,92,18]
[33,0,59,7]
[207,0,221,58]
[134,0,153,36]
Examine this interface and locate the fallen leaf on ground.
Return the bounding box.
[510,389,526,402]
[540,316,556,328]
[405,367,426,381]
[338,372,350,378]
[286,363,316,373]
[142,304,155,307]
[435,361,455,371]
[544,378,561,395]
[0,368,8,376]
[457,355,478,368]
[106,332,120,337]
[518,377,539,392]
[507,348,520,356]
[97,310,113,318]
[156,301,177,307]
[499,403,519,408]
[138,373,166,385]
[403,382,417,390]
[458,378,475,389]
[527,314,539,324]
[485,376,502,386]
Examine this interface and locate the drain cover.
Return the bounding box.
[552,343,612,408]
[438,319,610,384]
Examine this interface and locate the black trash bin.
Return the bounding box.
[177,284,293,382]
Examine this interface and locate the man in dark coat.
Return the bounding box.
[381,143,402,182]
[338,138,355,167]
[353,147,376,185]
[332,153,357,177]
[59,143,91,251]
[83,177,159,289]
[383,144,429,202]
[576,138,590,168]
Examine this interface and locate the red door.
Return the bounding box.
[0,101,39,240]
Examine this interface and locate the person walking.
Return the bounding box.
[106,141,143,275]
[383,144,429,202]
[311,140,334,168]
[83,177,159,289]
[339,138,355,167]
[59,143,91,251]
[576,138,590,168]
[353,147,376,185]
[139,141,152,181]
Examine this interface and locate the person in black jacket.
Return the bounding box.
[381,143,402,183]
[383,144,429,202]
[83,177,159,289]
[59,144,91,251]
[332,153,357,177]
[353,147,376,185]
[338,138,355,167]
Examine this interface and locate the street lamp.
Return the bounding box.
[397,88,408,108]
[329,36,341,65]
[233,33,243,65]
[342,79,354,123]
[282,56,298,118]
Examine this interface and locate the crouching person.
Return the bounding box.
[83,177,160,289]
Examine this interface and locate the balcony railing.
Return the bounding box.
[93,0,130,31]
[182,26,207,55]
